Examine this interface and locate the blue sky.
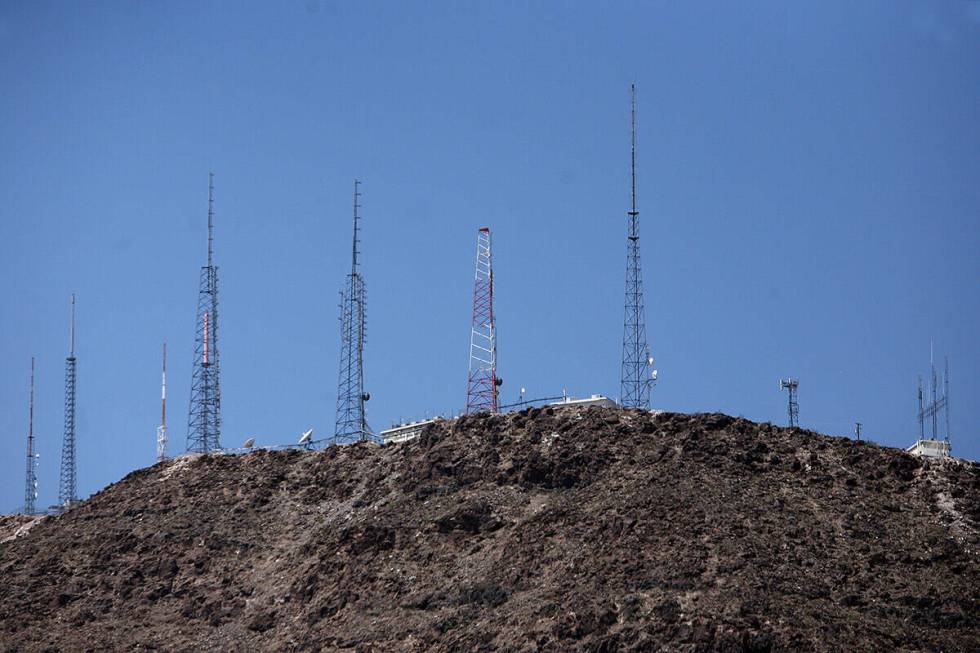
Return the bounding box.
[2,1,978,512]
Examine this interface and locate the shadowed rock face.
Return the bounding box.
[1,407,978,652]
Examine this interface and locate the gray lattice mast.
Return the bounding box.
[621,83,656,408]
[334,179,371,444]
[59,294,78,508]
[186,173,222,453]
[780,378,799,427]
[24,357,38,515]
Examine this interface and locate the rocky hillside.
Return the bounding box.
[1,407,978,652]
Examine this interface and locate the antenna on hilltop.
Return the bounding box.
[157,343,168,463]
[24,358,38,515]
[466,227,501,413]
[59,294,78,509]
[779,378,799,428]
[334,179,372,444]
[187,173,222,453]
[621,83,656,408]
[916,344,951,452]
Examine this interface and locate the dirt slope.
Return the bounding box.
[1,407,978,652]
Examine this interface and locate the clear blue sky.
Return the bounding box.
[2,1,978,513]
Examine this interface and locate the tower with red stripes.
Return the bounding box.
[466,227,501,413]
[186,173,222,453]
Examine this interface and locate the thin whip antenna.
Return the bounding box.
[352,179,361,276]
[630,82,637,230]
[162,343,167,428]
[69,293,76,357]
[207,172,214,269]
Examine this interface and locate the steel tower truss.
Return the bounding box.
[780,378,799,427]
[59,294,78,508]
[334,180,372,444]
[466,227,499,414]
[187,173,221,453]
[24,358,38,515]
[621,84,655,409]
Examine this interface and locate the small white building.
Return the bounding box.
[548,394,618,409]
[906,439,951,459]
[380,418,443,445]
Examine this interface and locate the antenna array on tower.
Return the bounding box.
[58,294,78,508]
[186,172,222,453]
[334,180,372,444]
[621,83,656,409]
[24,358,38,515]
[917,346,951,450]
[779,378,799,428]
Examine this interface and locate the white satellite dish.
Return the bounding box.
[243,437,255,449]
[299,428,313,444]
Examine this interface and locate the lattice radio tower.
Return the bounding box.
[24,357,38,515]
[186,172,222,453]
[917,344,951,449]
[334,179,372,444]
[59,294,78,508]
[157,343,168,462]
[780,378,799,427]
[466,227,501,413]
[621,83,656,409]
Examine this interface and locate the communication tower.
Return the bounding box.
[58,294,78,508]
[24,358,38,515]
[186,172,222,453]
[621,83,656,408]
[779,378,799,427]
[917,345,951,449]
[334,180,372,444]
[157,343,168,462]
[466,227,501,413]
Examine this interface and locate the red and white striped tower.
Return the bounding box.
[156,343,167,463]
[466,227,501,413]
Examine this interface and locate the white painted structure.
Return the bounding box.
[548,394,618,409]
[906,439,951,459]
[380,418,442,445]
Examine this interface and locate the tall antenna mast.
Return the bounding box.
[621,83,655,408]
[334,179,372,444]
[943,356,950,448]
[187,172,222,453]
[466,227,500,413]
[59,294,78,508]
[930,341,938,439]
[157,343,168,462]
[208,171,214,269]
[779,378,799,428]
[24,358,38,515]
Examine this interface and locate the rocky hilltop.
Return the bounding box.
[1,407,978,652]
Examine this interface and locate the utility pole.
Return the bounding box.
[334,179,372,444]
[621,83,656,408]
[157,343,168,462]
[854,421,862,442]
[466,227,501,413]
[59,294,78,508]
[779,378,799,428]
[24,358,38,515]
[187,172,222,453]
